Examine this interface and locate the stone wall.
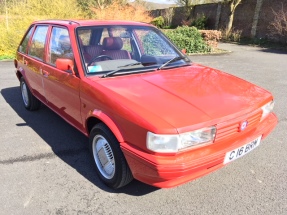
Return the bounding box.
[151,0,287,40]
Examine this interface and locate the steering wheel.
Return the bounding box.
[88,55,113,66]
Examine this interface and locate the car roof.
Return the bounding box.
[32,19,153,27]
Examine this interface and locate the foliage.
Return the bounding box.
[77,0,127,12]
[0,0,82,58]
[151,16,165,28]
[165,26,211,53]
[221,28,242,42]
[174,0,193,7]
[191,14,207,30]
[0,55,14,60]
[181,14,207,30]
[199,30,222,48]
[90,1,152,22]
[161,8,174,28]
[161,26,175,29]
[0,0,152,59]
[268,4,287,44]
[174,0,231,6]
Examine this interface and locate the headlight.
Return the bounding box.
[147,126,216,153]
[146,133,179,153]
[179,126,216,149]
[261,101,274,121]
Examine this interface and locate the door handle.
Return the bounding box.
[42,69,49,77]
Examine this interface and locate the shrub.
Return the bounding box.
[221,28,242,42]
[199,30,222,49]
[268,4,287,44]
[151,16,165,28]
[165,26,211,54]
[181,14,207,30]
[161,8,174,28]
[90,2,152,22]
[0,0,152,59]
[191,14,208,30]
[0,0,82,58]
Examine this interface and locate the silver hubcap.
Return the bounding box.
[92,134,115,179]
[21,81,29,106]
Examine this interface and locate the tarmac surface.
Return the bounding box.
[0,43,286,214]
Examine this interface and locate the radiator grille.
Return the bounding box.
[215,110,262,142]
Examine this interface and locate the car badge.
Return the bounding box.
[239,121,248,132]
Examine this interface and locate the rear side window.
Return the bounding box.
[18,26,34,54]
[28,25,49,60]
[48,27,73,65]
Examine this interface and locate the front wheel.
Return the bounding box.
[20,77,41,111]
[89,123,133,189]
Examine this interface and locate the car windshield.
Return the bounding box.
[76,25,190,76]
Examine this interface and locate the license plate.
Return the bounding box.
[223,136,262,164]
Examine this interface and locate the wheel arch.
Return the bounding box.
[16,70,23,81]
[86,110,124,143]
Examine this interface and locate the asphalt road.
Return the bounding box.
[1,43,286,215]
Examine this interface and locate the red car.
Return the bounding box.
[15,20,277,189]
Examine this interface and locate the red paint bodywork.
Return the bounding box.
[15,20,277,188]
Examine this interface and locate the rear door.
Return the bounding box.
[24,25,49,102]
[42,26,82,129]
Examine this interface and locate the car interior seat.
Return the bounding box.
[101,37,131,60]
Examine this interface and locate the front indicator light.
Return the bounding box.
[261,101,274,121]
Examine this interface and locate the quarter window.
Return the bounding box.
[18,26,34,54]
[48,27,73,65]
[28,26,49,60]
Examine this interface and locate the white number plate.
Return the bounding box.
[223,136,262,164]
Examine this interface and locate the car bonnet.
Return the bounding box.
[93,64,272,133]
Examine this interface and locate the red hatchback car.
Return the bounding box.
[15,20,277,189]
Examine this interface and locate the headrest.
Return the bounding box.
[103,37,123,50]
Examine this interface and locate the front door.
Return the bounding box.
[42,26,82,129]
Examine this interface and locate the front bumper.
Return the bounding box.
[121,113,277,188]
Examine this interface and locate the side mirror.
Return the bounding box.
[181,49,187,54]
[55,59,75,75]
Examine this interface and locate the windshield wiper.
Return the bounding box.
[158,56,186,70]
[101,62,143,78]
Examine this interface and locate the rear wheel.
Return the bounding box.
[20,77,41,111]
[89,123,133,189]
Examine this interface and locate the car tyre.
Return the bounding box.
[89,123,133,189]
[20,77,41,111]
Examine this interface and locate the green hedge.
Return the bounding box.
[151,16,165,28]
[165,26,211,54]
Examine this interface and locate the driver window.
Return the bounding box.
[48,27,74,65]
